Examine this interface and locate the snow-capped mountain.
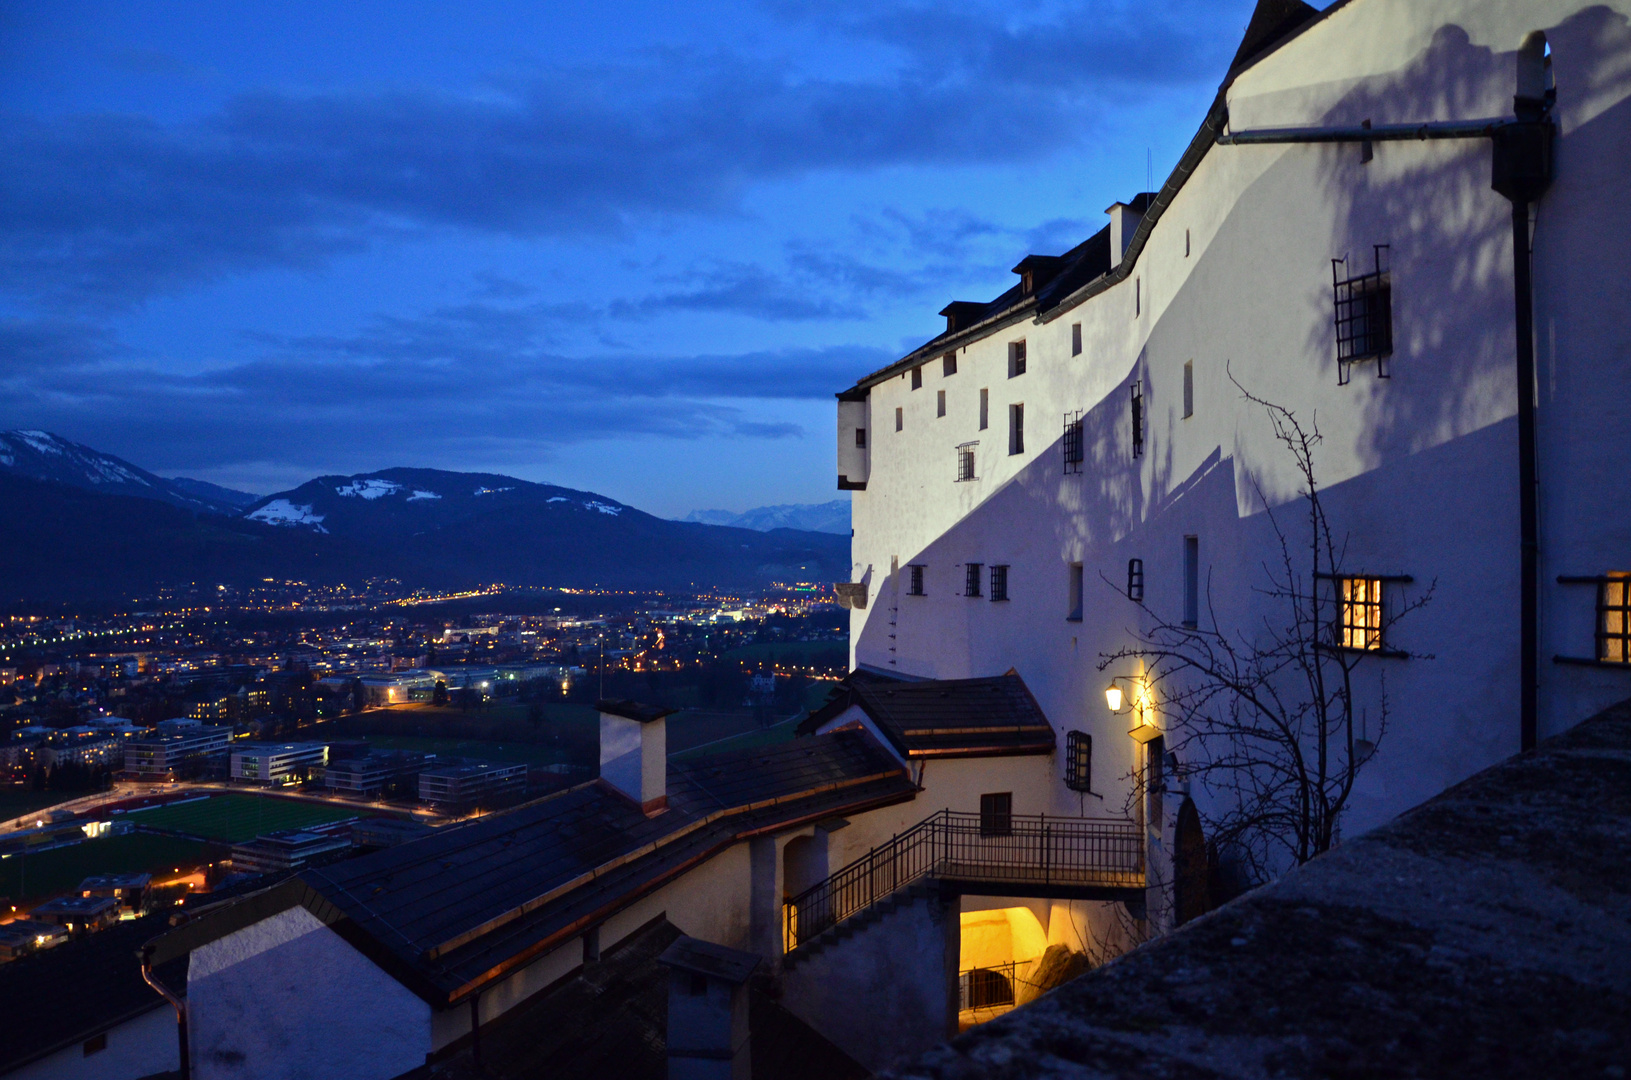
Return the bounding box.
[241,468,635,541]
[0,430,240,515]
[684,499,850,535]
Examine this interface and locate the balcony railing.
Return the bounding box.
[784,809,1143,952]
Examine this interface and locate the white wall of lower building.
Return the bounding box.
[4,1006,177,1080]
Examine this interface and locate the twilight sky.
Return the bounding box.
[1,0,1258,517]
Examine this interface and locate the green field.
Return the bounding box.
[0,833,212,905]
[126,793,362,842]
[0,788,83,821]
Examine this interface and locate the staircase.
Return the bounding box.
[782,809,1143,957]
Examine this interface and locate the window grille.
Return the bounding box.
[937,390,946,418]
[965,563,983,597]
[1071,323,1082,356]
[1130,382,1144,458]
[979,792,1012,836]
[1065,731,1093,792]
[1600,575,1630,663]
[1333,245,1393,384]
[1127,558,1144,601]
[1062,410,1084,474]
[908,565,925,596]
[1009,403,1025,455]
[1334,576,1385,650]
[1009,341,1027,378]
[943,351,957,377]
[990,564,1009,602]
[956,442,977,482]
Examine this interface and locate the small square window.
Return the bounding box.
[1071,323,1082,356]
[965,563,983,598]
[1008,341,1027,378]
[911,365,923,390]
[937,389,946,418]
[979,792,1012,836]
[1599,575,1631,663]
[855,428,867,449]
[895,406,903,432]
[943,351,957,377]
[908,564,925,596]
[1065,731,1092,792]
[990,564,1009,602]
[1009,403,1025,455]
[1335,576,1384,650]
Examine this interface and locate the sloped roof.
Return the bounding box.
[802,670,1056,759]
[146,730,916,1007]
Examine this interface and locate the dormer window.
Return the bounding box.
[1011,255,1065,298]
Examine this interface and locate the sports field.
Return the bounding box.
[126,793,361,842]
[0,833,211,904]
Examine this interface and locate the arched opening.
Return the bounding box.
[1173,797,1212,927]
[958,905,1048,1026]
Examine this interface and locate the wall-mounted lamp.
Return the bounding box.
[1106,675,1162,743]
[1104,682,1126,713]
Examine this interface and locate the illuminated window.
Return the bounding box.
[1065,731,1092,792]
[979,792,1012,836]
[1599,573,1631,663]
[1336,576,1385,650]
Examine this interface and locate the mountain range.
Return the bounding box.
[0,431,848,603]
[682,499,849,535]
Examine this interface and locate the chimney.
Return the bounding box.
[658,936,760,1080]
[598,699,676,813]
[1105,193,1156,267]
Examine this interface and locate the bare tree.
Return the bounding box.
[1101,371,1433,884]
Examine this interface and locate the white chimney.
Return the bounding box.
[1106,200,1145,266]
[598,699,675,814]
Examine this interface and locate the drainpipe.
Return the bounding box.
[1219,102,1555,753]
[139,945,189,1080]
[1491,106,1556,752]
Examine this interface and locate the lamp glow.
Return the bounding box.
[1104,684,1123,713]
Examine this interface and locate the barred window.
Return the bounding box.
[1600,574,1631,663]
[1127,557,1144,601]
[965,563,983,597]
[990,564,1009,602]
[1130,381,1144,458]
[908,565,925,596]
[1336,576,1385,650]
[1333,245,1393,384]
[956,442,977,482]
[1065,731,1093,792]
[1062,410,1084,474]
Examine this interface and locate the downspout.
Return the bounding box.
[1219,101,1555,753]
[139,945,189,1080]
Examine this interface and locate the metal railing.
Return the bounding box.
[960,962,1021,1011]
[783,809,1143,952]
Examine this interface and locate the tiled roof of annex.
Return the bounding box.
[146,729,916,1007]
[800,670,1057,759]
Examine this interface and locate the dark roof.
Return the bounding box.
[148,730,915,1007]
[838,0,1323,397]
[0,913,173,1074]
[657,935,760,985]
[883,697,1631,1080]
[802,671,1056,758]
[596,699,679,723]
[400,915,867,1080]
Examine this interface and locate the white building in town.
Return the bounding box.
[119,3,1631,1078]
